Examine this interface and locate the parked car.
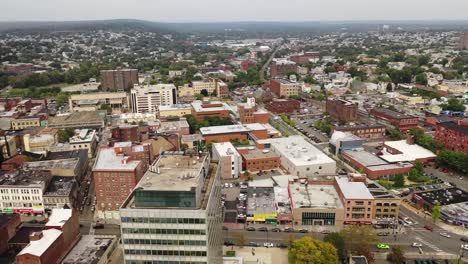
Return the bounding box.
[460,237,468,242]
[224,240,235,246]
[412,242,422,247]
[462,244,468,251]
[271,228,281,232]
[376,243,390,250]
[263,242,274,248]
[439,232,451,238]
[248,242,259,247]
[277,242,288,248]
[298,229,308,233]
[283,227,294,233]
[321,230,331,234]
[246,227,255,231]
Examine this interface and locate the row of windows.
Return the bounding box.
[122,217,206,224]
[302,212,336,219]
[124,239,206,246]
[124,249,207,257]
[0,196,41,201]
[126,260,206,264]
[122,228,206,235]
[0,189,40,194]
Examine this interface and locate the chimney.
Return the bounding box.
[30,231,43,241]
[406,133,414,145]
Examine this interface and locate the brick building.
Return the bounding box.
[460,32,468,50]
[100,69,138,92]
[290,52,320,64]
[191,100,231,120]
[369,108,418,131]
[212,142,242,179]
[238,148,280,172]
[2,63,35,75]
[265,99,301,114]
[326,98,358,122]
[334,176,374,225]
[0,214,21,254]
[434,120,468,153]
[111,125,141,142]
[270,59,297,78]
[241,60,257,71]
[333,124,386,140]
[238,99,270,124]
[269,78,301,98]
[92,142,153,219]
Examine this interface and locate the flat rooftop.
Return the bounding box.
[0,170,50,186]
[247,187,277,215]
[416,187,468,206]
[213,142,240,157]
[342,150,388,167]
[371,108,414,119]
[200,124,250,135]
[242,148,279,160]
[47,111,105,128]
[335,176,374,200]
[45,209,72,228]
[441,202,468,222]
[157,120,189,133]
[191,100,232,113]
[43,177,75,197]
[159,104,192,110]
[24,158,80,171]
[334,123,385,131]
[136,154,208,192]
[62,235,115,264]
[93,147,141,171]
[0,214,18,226]
[69,129,96,144]
[381,140,436,162]
[438,121,468,135]
[18,229,62,257]
[257,136,336,167]
[289,182,343,209]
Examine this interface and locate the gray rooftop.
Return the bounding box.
[289,182,343,209]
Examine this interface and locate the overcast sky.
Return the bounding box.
[2,0,468,22]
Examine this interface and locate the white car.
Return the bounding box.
[461,244,468,250]
[439,232,451,238]
[412,242,422,247]
[264,242,274,248]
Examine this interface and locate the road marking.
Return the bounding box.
[415,236,442,252]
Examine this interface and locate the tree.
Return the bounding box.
[57,128,75,143]
[200,89,209,97]
[393,174,405,188]
[387,245,405,264]
[323,233,346,261]
[432,203,442,224]
[341,225,377,263]
[233,233,246,248]
[441,98,466,112]
[415,73,428,85]
[387,128,402,140]
[288,236,339,264]
[55,93,69,107]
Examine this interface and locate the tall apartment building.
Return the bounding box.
[100,69,138,91]
[92,142,153,219]
[270,59,297,78]
[130,84,177,113]
[326,98,358,122]
[434,120,468,153]
[212,142,242,179]
[269,78,301,98]
[334,176,374,225]
[120,153,223,264]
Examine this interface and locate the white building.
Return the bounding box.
[69,129,97,158]
[212,142,242,179]
[120,153,223,264]
[192,78,227,95]
[0,170,50,214]
[257,136,336,177]
[130,84,177,113]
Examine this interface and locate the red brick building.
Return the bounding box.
[0,214,21,254]
[326,98,358,122]
[269,78,301,98]
[239,102,270,124]
[290,52,320,64]
[241,60,257,71]
[270,59,297,78]
[265,99,301,114]
[2,63,35,75]
[238,148,280,172]
[434,120,468,153]
[369,108,418,131]
[333,124,386,140]
[93,143,153,212]
[191,101,231,120]
[100,69,138,92]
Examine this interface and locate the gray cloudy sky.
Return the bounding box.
[2,0,468,22]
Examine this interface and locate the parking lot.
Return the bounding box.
[291,116,329,143]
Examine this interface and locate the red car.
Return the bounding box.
[424,225,433,231]
[442,168,449,173]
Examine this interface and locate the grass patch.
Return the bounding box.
[225,251,236,257]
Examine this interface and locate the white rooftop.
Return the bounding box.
[381,140,436,163]
[18,229,62,257]
[69,129,96,144]
[93,147,141,171]
[257,136,336,167]
[212,142,241,157]
[335,176,374,200]
[45,208,72,228]
[191,100,232,113]
[200,124,250,135]
[329,131,361,146]
[159,104,192,110]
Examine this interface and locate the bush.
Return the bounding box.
[225,251,236,257]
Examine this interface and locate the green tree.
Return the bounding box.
[441,98,466,112]
[432,203,442,224]
[200,89,209,97]
[393,174,405,188]
[55,93,69,107]
[415,73,428,85]
[387,128,403,140]
[57,128,75,143]
[288,236,339,264]
[323,232,346,261]
[387,245,405,264]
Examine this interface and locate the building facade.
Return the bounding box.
[326,98,358,122]
[100,69,138,91]
[69,92,129,113]
[131,84,177,113]
[434,121,468,153]
[265,99,301,114]
[269,78,301,98]
[369,108,418,131]
[333,124,386,140]
[270,59,297,78]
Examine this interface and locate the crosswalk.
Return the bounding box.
[415,236,442,252]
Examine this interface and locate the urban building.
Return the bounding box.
[326,98,358,122]
[0,170,52,215]
[42,177,77,211]
[265,99,301,114]
[238,98,270,124]
[11,115,45,130]
[120,153,223,264]
[288,179,344,231]
[256,136,336,176]
[333,124,386,140]
[156,119,190,136]
[434,120,468,153]
[238,147,281,173]
[158,104,192,119]
[47,111,106,129]
[460,32,468,50]
[212,142,242,179]
[369,108,418,131]
[334,176,374,225]
[200,125,250,143]
[270,59,297,78]
[23,128,58,154]
[290,52,320,64]
[329,131,363,155]
[111,125,142,143]
[62,235,118,264]
[69,129,97,158]
[130,84,177,113]
[0,213,21,254]
[192,78,227,96]
[269,78,301,97]
[381,139,437,163]
[191,100,231,121]
[100,69,138,91]
[93,142,153,219]
[367,182,400,222]
[240,60,256,71]
[69,92,129,113]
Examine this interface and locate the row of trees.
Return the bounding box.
[184,114,233,134]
